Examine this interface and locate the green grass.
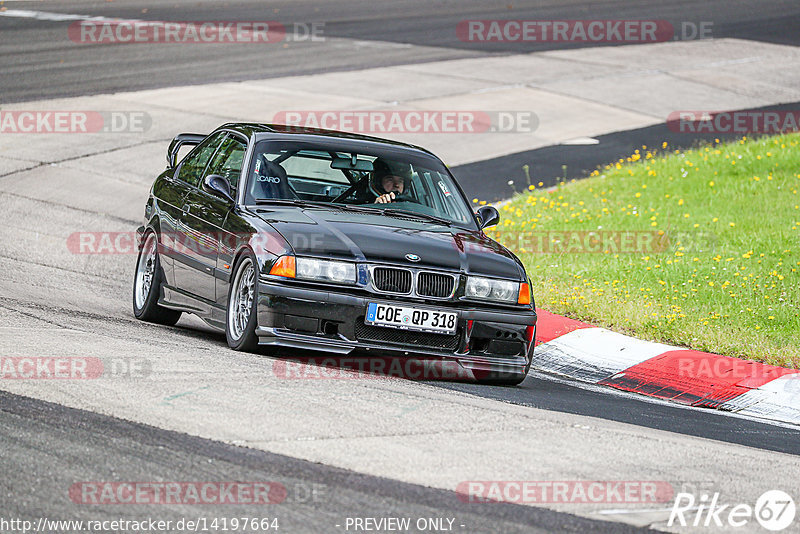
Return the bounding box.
[483,133,800,367]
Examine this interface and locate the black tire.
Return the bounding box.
[225,250,260,351]
[132,231,182,326]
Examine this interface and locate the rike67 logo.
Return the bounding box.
[669,490,796,531]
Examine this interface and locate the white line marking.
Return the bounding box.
[0,9,312,45]
[702,57,763,67]
[561,137,600,145]
[595,507,687,515]
[0,9,133,23]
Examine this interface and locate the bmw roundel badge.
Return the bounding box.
[405,253,421,262]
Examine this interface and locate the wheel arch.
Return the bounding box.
[137,213,163,252]
[230,245,256,275]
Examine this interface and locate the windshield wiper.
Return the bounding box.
[255,199,386,216]
[253,198,329,208]
[330,204,451,225]
[381,208,452,226]
[328,203,383,214]
[253,200,453,226]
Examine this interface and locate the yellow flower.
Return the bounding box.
[708,181,715,187]
[729,222,735,227]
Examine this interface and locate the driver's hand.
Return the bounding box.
[375,192,395,204]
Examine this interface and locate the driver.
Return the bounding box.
[371,158,411,204]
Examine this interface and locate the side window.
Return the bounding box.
[176,132,226,187]
[207,135,247,191]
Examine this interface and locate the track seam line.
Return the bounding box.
[0,138,166,179]
[0,190,140,225]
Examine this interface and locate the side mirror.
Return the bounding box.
[203,174,235,204]
[476,205,499,229]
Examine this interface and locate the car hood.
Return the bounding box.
[252,206,524,280]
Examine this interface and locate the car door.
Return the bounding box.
[178,133,247,314]
[169,131,227,310]
[156,132,224,291]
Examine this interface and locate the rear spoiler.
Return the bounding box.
[167,133,206,168]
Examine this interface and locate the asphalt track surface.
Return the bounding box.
[0,391,646,533]
[2,0,800,103]
[2,1,800,532]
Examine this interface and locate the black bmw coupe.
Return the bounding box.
[133,123,537,384]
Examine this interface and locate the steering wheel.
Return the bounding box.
[378,192,415,204]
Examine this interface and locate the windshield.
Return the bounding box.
[243,140,476,227]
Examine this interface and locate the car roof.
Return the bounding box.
[218,122,437,157]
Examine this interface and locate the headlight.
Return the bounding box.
[465,276,520,303]
[296,257,356,284]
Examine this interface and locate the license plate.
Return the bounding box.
[365,302,457,335]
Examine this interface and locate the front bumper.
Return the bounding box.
[255,279,537,381]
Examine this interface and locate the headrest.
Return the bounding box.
[254,156,295,199]
[257,156,287,184]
